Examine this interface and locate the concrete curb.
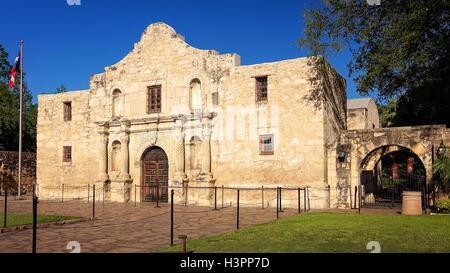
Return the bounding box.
[0,217,90,234]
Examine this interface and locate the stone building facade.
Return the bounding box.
[37,22,448,209]
[37,22,348,208]
[347,98,380,130]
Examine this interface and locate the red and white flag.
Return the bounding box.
[9,50,21,89]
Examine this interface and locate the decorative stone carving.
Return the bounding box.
[97,128,110,182]
[200,117,213,180]
[119,133,131,180]
[173,118,187,182]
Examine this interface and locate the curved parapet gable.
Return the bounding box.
[89,22,241,91]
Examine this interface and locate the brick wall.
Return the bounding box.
[0,151,36,195]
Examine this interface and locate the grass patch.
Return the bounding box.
[156,212,450,253]
[0,213,81,228]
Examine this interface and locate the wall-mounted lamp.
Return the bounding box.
[437,140,446,158]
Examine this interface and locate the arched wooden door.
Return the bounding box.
[142,147,168,202]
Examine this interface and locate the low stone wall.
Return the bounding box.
[0,151,36,195]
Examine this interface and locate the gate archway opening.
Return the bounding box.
[359,145,428,208]
[141,146,169,202]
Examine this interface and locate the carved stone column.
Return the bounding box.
[183,113,215,207]
[110,119,132,203]
[201,118,213,179]
[98,129,110,182]
[119,133,131,180]
[174,119,187,182]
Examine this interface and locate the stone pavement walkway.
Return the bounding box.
[0,200,403,253]
[0,200,301,253]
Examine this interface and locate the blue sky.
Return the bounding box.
[2,0,368,104]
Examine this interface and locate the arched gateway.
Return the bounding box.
[141,146,169,202]
[332,125,448,209]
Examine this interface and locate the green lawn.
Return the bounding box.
[156,212,450,253]
[0,213,81,228]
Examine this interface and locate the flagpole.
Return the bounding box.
[18,40,23,197]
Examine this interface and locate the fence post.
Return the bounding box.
[298,188,301,214]
[236,189,240,230]
[156,184,160,208]
[391,185,394,209]
[261,185,264,209]
[171,189,174,246]
[358,185,361,214]
[32,196,38,253]
[179,235,187,253]
[213,186,218,210]
[92,184,95,219]
[3,187,7,228]
[279,187,283,212]
[221,185,224,209]
[276,187,279,219]
[61,184,64,203]
[421,182,425,209]
[303,188,306,213]
[354,186,357,209]
[88,184,90,203]
[307,186,310,211]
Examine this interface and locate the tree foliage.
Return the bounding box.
[433,154,450,187]
[55,84,67,94]
[297,0,450,126]
[0,44,37,152]
[377,98,397,127]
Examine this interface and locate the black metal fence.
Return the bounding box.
[1,183,311,253]
[133,184,310,211]
[360,169,429,208]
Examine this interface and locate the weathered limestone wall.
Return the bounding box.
[366,99,380,129]
[212,57,340,209]
[0,151,36,195]
[319,59,349,208]
[37,90,101,200]
[347,108,367,130]
[347,98,380,130]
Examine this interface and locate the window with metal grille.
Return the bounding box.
[147,85,161,113]
[63,146,72,162]
[256,76,268,102]
[259,134,274,155]
[64,102,72,121]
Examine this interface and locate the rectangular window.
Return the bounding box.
[64,102,72,121]
[147,85,161,113]
[63,146,72,162]
[259,134,274,155]
[256,76,268,102]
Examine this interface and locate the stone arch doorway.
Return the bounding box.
[141,146,169,202]
[360,145,426,173]
[359,145,428,207]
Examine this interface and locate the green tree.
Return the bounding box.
[0,44,37,152]
[377,98,397,127]
[433,154,450,187]
[297,0,450,126]
[55,84,67,94]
